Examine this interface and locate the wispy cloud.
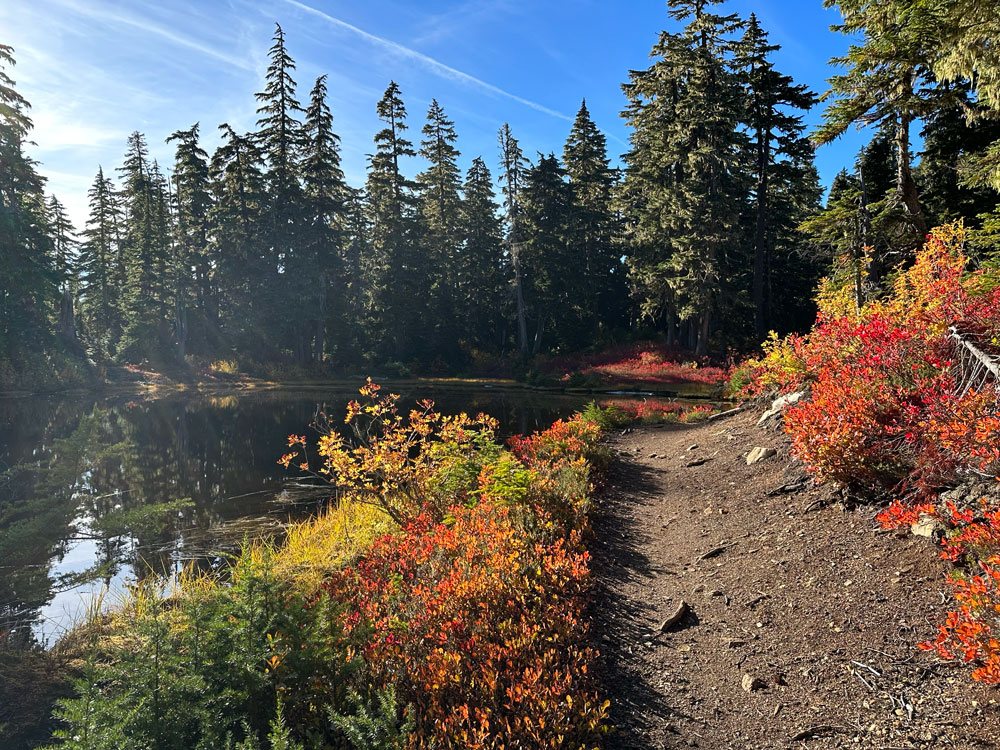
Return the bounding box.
[283,0,572,122]
[49,0,256,72]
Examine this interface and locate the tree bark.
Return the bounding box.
[895,75,927,237]
[753,127,770,342]
[313,271,327,363]
[696,306,711,357]
[512,241,529,356]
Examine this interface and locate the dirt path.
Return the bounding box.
[591,410,1000,749]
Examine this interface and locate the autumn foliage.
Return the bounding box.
[544,341,728,387]
[50,382,608,747]
[298,381,608,746]
[740,224,1000,684]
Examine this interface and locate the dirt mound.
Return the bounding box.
[592,410,1000,749]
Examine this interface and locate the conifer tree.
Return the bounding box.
[255,23,304,354]
[562,100,623,337]
[916,83,1000,227]
[461,156,505,350]
[116,132,174,361]
[497,123,529,355]
[621,0,745,354]
[817,0,943,236]
[366,82,419,361]
[519,154,577,353]
[78,167,123,358]
[300,74,347,362]
[734,14,818,340]
[0,43,58,354]
[255,23,303,221]
[339,187,370,361]
[209,124,267,353]
[167,124,212,357]
[417,99,463,358]
[800,135,899,308]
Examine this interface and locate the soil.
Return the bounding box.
[591,408,1000,749]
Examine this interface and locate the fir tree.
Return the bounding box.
[0,43,58,353]
[563,100,624,337]
[255,23,304,219]
[461,156,506,351]
[497,123,529,355]
[366,81,419,361]
[417,99,463,359]
[916,82,1000,227]
[519,154,577,353]
[734,13,818,340]
[166,124,212,357]
[255,23,304,356]
[300,74,347,362]
[77,167,122,358]
[621,0,745,354]
[816,0,943,236]
[116,132,174,361]
[209,124,267,353]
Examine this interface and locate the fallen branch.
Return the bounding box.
[708,406,742,421]
[696,545,730,561]
[659,600,690,632]
[789,725,849,742]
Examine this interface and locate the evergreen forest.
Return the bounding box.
[1,1,999,386]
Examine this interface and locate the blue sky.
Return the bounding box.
[2,0,870,227]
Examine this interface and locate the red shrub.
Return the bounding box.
[325,503,606,748]
[749,224,1000,685]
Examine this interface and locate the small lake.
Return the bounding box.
[0,384,705,646]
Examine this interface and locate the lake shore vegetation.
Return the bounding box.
[43,381,610,748]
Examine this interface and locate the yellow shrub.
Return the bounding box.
[270,497,396,593]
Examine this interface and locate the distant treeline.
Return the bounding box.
[2,0,999,388]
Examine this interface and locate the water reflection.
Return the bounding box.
[0,386,617,645]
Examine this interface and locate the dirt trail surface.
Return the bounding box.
[592,409,1000,749]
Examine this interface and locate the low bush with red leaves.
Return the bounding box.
[306,387,610,747]
[543,341,728,388]
[741,224,1000,685]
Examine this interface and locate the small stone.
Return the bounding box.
[911,514,945,539]
[687,444,698,451]
[757,390,806,426]
[742,673,765,693]
[746,446,777,465]
[649,453,658,458]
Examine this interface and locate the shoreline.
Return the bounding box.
[0,374,728,401]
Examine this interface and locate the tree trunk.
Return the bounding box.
[175,301,187,361]
[532,315,544,356]
[58,289,86,357]
[314,271,327,363]
[895,77,927,237]
[753,129,770,342]
[512,241,529,356]
[696,307,711,357]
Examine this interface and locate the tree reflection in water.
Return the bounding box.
[0,386,602,646]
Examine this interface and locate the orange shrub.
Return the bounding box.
[324,503,607,749]
[287,389,609,746]
[746,224,1000,685]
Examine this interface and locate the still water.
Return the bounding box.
[0,385,663,646]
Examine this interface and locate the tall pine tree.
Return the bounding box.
[734,14,819,340]
[563,100,624,338]
[417,99,463,361]
[300,74,348,362]
[365,82,419,361]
